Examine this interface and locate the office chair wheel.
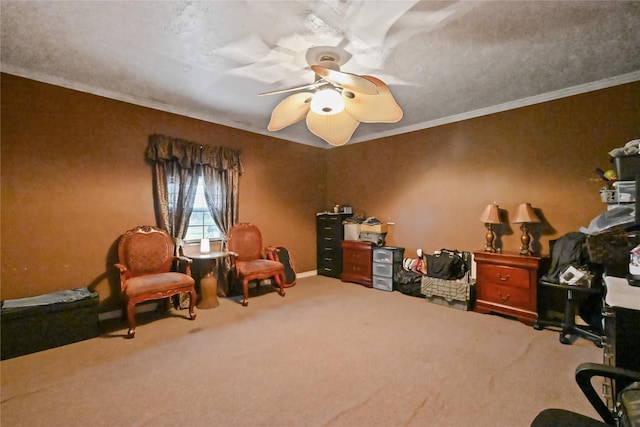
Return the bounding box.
[560,334,571,345]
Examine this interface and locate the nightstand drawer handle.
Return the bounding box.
[498,292,511,301]
[497,273,510,281]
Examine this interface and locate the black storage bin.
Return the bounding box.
[1,287,99,360]
[612,155,640,181]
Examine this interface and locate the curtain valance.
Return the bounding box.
[145,134,243,174]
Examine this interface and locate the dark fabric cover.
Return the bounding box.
[541,232,590,282]
[395,270,424,297]
[530,409,608,427]
[1,287,99,360]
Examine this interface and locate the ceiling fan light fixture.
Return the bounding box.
[262,46,402,146]
[310,88,344,115]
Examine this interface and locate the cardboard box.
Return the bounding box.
[360,223,388,233]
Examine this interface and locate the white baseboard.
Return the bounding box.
[297,270,317,278]
[99,270,318,321]
[262,270,317,285]
[98,302,158,322]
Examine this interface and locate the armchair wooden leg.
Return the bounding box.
[242,279,249,306]
[277,273,286,297]
[127,302,136,339]
[188,289,197,320]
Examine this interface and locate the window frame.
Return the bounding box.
[184,177,222,242]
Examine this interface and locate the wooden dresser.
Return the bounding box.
[341,240,373,287]
[473,251,540,325]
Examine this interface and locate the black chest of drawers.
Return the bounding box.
[316,213,349,278]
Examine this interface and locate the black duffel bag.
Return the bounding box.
[426,249,467,280]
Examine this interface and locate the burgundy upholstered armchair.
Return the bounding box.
[227,223,285,306]
[115,225,196,338]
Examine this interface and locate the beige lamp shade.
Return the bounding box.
[479,204,501,224]
[512,203,540,224]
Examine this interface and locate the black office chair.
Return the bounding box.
[531,363,640,427]
[534,279,604,346]
[534,236,605,347]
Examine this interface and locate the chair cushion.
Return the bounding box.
[124,272,194,298]
[236,259,283,277]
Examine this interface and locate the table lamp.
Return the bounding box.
[479,203,502,252]
[512,203,540,255]
[200,238,211,253]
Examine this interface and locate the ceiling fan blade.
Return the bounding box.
[306,110,360,146]
[311,65,378,95]
[258,81,328,96]
[267,92,313,131]
[343,75,403,123]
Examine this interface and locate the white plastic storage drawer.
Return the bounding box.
[614,181,636,202]
[373,275,393,292]
[373,247,403,264]
[373,262,393,277]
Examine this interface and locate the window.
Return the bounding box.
[185,177,222,241]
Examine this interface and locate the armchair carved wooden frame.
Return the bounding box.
[227,223,286,306]
[115,225,197,338]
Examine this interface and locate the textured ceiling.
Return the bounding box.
[2,1,639,148]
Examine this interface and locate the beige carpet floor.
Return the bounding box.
[1,275,603,426]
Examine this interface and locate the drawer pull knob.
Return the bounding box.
[498,292,511,301]
[497,273,510,281]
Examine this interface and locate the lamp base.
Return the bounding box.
[519,247,532,256]
[518,223,532,256]
[484,226,496,252]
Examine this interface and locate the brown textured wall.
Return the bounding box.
[1,74,327,307]
[326,81,640,258]
[2,74,639,309]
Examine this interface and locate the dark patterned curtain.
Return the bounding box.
[200,144,242,247]
[145,134,243,260]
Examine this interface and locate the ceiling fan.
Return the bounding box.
[259,46,403,146]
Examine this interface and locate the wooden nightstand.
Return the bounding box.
[341,240,373,287]
[473,251,540,326]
